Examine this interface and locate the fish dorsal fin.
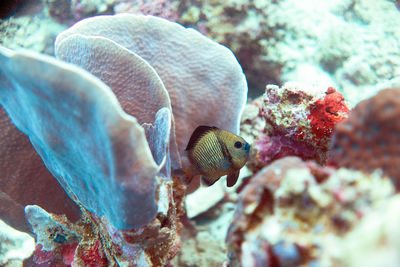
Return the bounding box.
[185,125,218,151]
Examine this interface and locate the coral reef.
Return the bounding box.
[1,1,400,265]
[0,46,168,230]
[71,0,116,21]
[177,0,400,102]
[239,96,265,145]
[2,0,400,103]
[248,82,349,172]
[0,106,81,233]
[55,14,247,155]
[329,88,400,190]
[226,157,395,266]
[0,11,66,55]
[0,219,34,266]
[0,14,247,265]
[340,195,400,266]
[114,0,179,21]
[172,200,236,267]
[25,201,179,266]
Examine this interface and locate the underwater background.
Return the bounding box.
[1,0,400,266]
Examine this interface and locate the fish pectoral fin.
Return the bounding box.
[226,170,240,187]
[220,158,232,171]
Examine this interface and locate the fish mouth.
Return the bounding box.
[244,143,250,152]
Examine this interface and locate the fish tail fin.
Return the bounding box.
[172,168,193,185]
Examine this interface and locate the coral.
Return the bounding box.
[172,201,236,267]
[0,219,34,265]
[25,184,179,266]
[0,46,168,230]
[226,157,395,266]
[47,0,74,23]
[239,96,265,145]
[0,13,67,55]
[0,107,81,233]
[114,0,179,21]
[329,88,400,190]
[249,83,349,172]
[177,0,400,103]
[185,184,225,219]
[55,14,247,156]
[340,195,400,266]
[0,14,246,264]
[25,206,83,266]
[71,0,116,21]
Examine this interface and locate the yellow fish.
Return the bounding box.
[176,126,250,187]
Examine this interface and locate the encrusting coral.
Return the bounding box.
[247,82,349,173]
[178,0,400,103]
[329,88,400,190]
[0,218,34,265]
[0,14,247,265]
[226,156,395,266]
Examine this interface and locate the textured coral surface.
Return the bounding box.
[0,105,81,234]
[330,88,400,190]
[0,13,248,266]
[2,1,400,266]
[247,83,349,172]
[227,157,395,266]
[178,0,400,103]
[55,14,247,155]
[0,219,34,266]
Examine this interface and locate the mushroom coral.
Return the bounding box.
[0,14,247,232]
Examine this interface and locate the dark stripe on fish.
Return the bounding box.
[217,133,232,165]
[185,125,218,151]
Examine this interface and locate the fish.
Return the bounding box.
[175,125,250,187]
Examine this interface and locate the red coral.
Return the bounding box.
[33,242,78,266]
[75,240,108,267]
[33,244,55,264]
[250,85,349,172]
[306,87,349,147]
[62,243,78,265]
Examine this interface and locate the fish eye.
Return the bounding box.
[234,141,242,149]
